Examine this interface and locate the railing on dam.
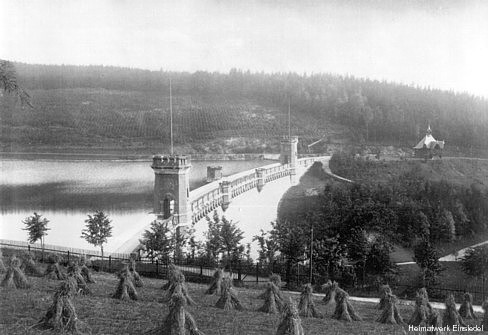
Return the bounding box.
[188,156,327,224]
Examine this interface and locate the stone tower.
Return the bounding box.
[151,155,191,225]
[280,136,298,175]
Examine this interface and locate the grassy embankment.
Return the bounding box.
[1,264,484,335]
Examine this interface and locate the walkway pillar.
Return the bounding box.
[255,168,266,192]
[220,180,232,211]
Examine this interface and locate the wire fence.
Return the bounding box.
[0,239,131,261]
[1,239,486,303]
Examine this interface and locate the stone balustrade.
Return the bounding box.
[188,156,327,225]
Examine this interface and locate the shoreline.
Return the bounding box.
[0,151,280,161]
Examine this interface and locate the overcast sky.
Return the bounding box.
[1,0,487,97]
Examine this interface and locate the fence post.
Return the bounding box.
[156,260,159,276]
[256,263,259,284]
[67,250,70,263]
[200,263,203,277]
[109,256,112,272]
[297,264,300,287]
[481,273,485,303]
[238,260,242,282]
[28,244,31,253]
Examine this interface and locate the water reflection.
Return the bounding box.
[0,158,274,252]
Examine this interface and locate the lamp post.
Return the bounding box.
[309,224,314,284]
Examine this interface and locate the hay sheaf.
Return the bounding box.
[428,309,444,335]
[276,298,305,335]
[377,292,404,325]
[1,255,30,289]
[0,249,7,273]
[258,273,281,299]
[205,268,223,295]
[269,273,282,287]
[332,287,362,322]
[322,280,338,306]
[112,265,138,301]
[35,280,91,334]
[162,266,196,306]
[45,255,66,280]
[298,283,322,318]
[458,292,476,320]
[215,277,244,311]
[162,263,180,290]
[0,258,6,274]
[258,282,284,314]
[19,252,43,277]
[481,300,488,329]
[79,257,95,284]
[443,294,466,327]
[145,286,205,335]
[129,259,144,288]
[378,284,392,310]
[67,263,91,295]
[408,288,433,326]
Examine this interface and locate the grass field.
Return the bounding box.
[0,265,484,335]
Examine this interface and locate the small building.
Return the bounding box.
[207,166,223,183]
[413,125,445,159]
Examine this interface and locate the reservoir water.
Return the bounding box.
[0,157,281,253]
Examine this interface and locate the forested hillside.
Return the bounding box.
[1,62,487,153]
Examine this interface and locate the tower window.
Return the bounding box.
[162,198,175,219]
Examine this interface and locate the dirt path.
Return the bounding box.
[439,240,488,262]
[322,156,354,183]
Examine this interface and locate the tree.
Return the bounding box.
[140,219,175,261]
[270,219,310,287]
[186,227,203,262]
[365,236,396,277]
[81,211,113,258]
[452,200,470,236]
[23,212,50,257]
[204,212,223,264]
[396,204,430,246]
[0,60,32,107]
[253,229,277,265]
[313,236,347,281]
[203,212,244,269]
[460,246,488,280]
[219,216,244,268]
[430,209,456,242]
[413,240,443,286]
[363,106,374,141]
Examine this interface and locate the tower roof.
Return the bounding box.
[413,125,445,149]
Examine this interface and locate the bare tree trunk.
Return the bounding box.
[41,236,45,262]
[100,245,104,270]
[227,251,232,274]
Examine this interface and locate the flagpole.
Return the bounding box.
[288,96,291,139]
[170,78,174,155]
